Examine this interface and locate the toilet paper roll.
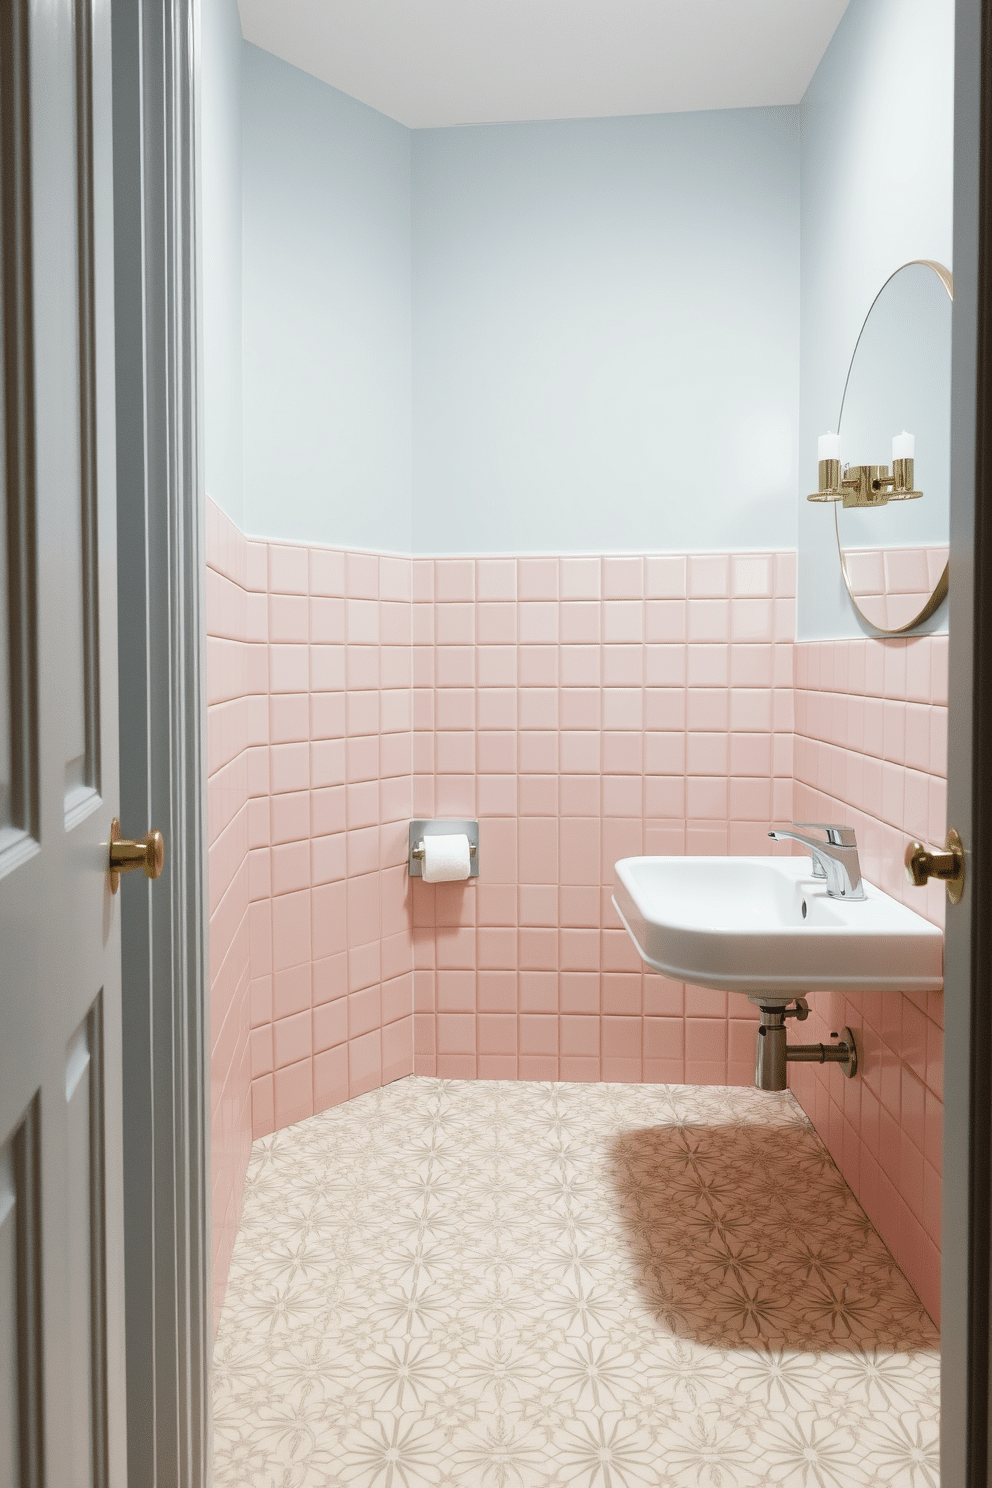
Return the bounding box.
[422,833,471,883]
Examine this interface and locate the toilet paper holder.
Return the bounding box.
[408,819,480,877]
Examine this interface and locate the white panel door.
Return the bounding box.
[0,0,130,1482]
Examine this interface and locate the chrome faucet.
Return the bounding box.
[767,823,865,900]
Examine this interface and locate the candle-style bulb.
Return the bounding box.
[892,430,915,461]
[818,431,841,462]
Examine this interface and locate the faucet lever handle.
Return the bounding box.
[793,821,857,847]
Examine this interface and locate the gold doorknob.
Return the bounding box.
[109,818,165,894]
[905,827,965,905]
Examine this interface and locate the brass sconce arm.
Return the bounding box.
[807,457,923,507]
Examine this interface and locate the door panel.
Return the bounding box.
[0,0,125,1481]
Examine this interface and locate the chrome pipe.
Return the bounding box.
[754,1008,788,1091]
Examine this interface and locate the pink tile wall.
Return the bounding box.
[206,510,947,1326]
[243,540,416,1140]
[409,552,797,1090]
[789,634,948,1323]
[205,501,253,1324]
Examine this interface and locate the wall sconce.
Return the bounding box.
[807,431,923,507]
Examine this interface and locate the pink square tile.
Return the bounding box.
[560,557,601,600]
[271,890,311,972]
[518,1055,559,1080]
[602,1016,641,1061]
[478,1013,517,1055]
[731,554,774,598]
[245,541,268,594]
[560,973,599,1015]
[476,558,516,601]
[273,1010,312,1069]
[687,554,729,598]
[561,1015,599,1057]
[602,649,642,691]
[269,593,309,643]
[309,547,346,598]
[686,644,728,688]
[560,928,600,971]
[517,558,559,601]
[520,1014,558,1055]
[477,603,516,645]
[269,644,309,695]
[251,1076,274,1139]
[250,1024,273,1077]
[602,732,642,773]
[273,1057,313,1128]
[382,1013,414,1081]
[519,602,558,644]
[645,556,686,599]
[602,557,644,599]
[379,556,411,602]
[437,1013,476,1055]
[774,551,797,598]
[313,1044,349,1111]
[600,968,641,1009]
[518,928,558,972]
[346,552,378,600]
[560,775,601,816]
[313,996,348,1052]
[645,601,686,644]
[687,600,729,644]
[435,559,475,602]
[269,544,309,596]
[602,774,642,817]
[560,602,600,644]
[273,961,311,1021]
[731,599,774,644]
[684,1016,727,1063]
[349,1029,382,1097]
[560,645,600,688]
[436,603,475,647]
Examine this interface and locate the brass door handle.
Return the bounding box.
[109,818,165,894]
[905,827,965,905]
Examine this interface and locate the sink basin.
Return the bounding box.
[613,855,943,1000]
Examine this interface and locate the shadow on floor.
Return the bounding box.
[606,1120,935,1353]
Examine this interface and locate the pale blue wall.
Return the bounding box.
[229,0,953,572]
[411,110,800,554]
[235,56,800,555]
[242,45,413,551]
[797,0,955,639]
[200,0,244,527]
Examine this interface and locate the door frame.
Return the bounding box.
[942,0,992,1482]
[110,0,210,1481]
[102,0,992,1483]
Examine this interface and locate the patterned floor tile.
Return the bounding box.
[213,1078,940,1487]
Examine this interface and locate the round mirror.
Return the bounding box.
[835,260,951,634]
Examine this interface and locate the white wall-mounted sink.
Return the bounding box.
[613,856,943,1001]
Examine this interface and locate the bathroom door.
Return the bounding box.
[0,0,129,1482]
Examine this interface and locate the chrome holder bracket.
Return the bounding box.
[408,819,480,877]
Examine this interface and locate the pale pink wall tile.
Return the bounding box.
[269,544,308,595]
[518,558,559,601]
[477,558,516,600]
[273,1057,313,1129]
[345,552,378,599]
[687,554,729,598]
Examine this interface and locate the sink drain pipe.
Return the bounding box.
[754,1005,858,1091]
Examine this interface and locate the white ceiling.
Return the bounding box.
[236,0,852,130]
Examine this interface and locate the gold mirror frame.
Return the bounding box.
[834,259,952,635]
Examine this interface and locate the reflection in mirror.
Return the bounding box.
[834,261,951,633]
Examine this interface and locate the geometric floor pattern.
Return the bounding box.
[213,1076,940,1486]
